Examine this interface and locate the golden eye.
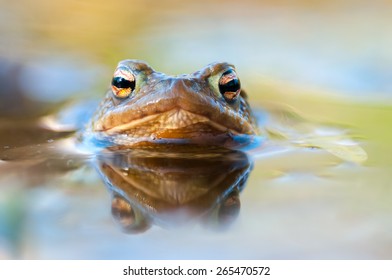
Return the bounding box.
[219,69,241,102]
[111,67,136,98]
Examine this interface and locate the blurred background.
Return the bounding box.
[1,0,391,100]
[0,0,392,259]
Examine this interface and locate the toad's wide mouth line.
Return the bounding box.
[99,109,241,135]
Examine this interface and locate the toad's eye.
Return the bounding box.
[218,69,241,102]
[111,68,136,98]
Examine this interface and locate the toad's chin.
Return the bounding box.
[89,109,259,149]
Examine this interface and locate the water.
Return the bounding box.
[1,0,392,259]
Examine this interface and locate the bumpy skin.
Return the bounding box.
[88,60,258,148]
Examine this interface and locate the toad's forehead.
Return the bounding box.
[117,59,235,79]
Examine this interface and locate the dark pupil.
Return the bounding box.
[112,77,135,90]
[219,78,240,94]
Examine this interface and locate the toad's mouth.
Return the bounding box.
[99,109,244,138]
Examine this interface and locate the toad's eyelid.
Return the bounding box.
[114,67,135,79]
[219,71,238,85]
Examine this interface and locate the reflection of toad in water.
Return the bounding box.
[95,149,252,233]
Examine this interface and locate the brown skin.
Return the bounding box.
[88,60,258,148]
